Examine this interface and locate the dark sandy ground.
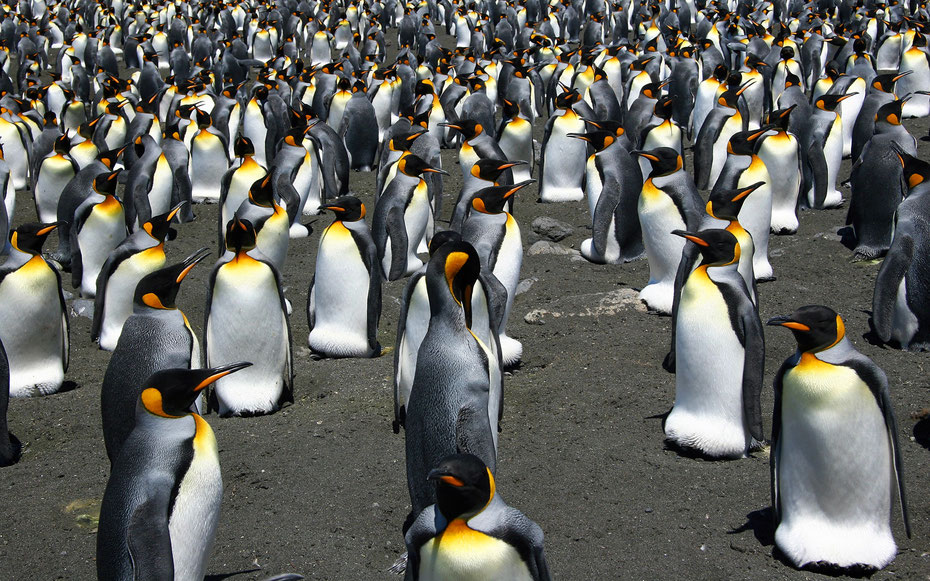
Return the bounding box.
[2,89,930,581]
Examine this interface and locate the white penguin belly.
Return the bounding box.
[498,118,533,181]
[169,415,222,581]
[638,184,687,314]
[255,211,290,271]
[891,275,919,348]
[584,156,602,217]
[190,132,229,202]
[776,357,896,569]
[99,249,166,351]
[540,111,586,202]
[0,258,66,396]
[78,205,126,297]
[208,259,288,415]
[148,155,174,219]
[34,157,74,223]
[735,163,773,281]
[758,135,801,234]
[419,521,533,581]
[308,223,373,357]
[396,277,429,410]
[493,217,523,366]
[399,182,430,276]
[666,270,749,457]
[814,118,844,208]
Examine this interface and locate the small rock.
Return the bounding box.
[70,299,95,320]
[516,277,538,296]
[527,240,579,256]
[644,507,653,514]
[532,216,574,241]
[524,310,547,325]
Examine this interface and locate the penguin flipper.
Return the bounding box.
[126,487,175,581]
[665,242,701,372]
[871,232,913,343]
[455,403,496,473]
[590,186,620,260]
[740,306,766,445]
[806,142,829,209]
[171,165,194,223]
[275,174,302,227]
[477,507,552,581]
[306,275,316,331]
[403,506,439,580]
[479,272,508,337]
[387,206,408,281]
[770,358,792,524]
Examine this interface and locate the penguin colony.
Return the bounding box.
[1,0,929,577]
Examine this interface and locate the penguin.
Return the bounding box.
[404,241,501,520]
[846,101,916,261]
[871,147,930,350]
[404,454,552,580]
[70,167,129,297]
[757,106,802,235]
[188,109,230,203]
[538,87,587,202]
[496,99,534,183]
[449,159,523,232]
[768,305,910,570]
[228,175,290,272]
[92,204,182,352]
[0,337,19,466]
[205,217,293,417]
[307,197,382,358]
[693,82,752,191]
[634,147,703,315]
[0,223,69,398]
[218,136,268,244]
[101,248,210,464]
[570,129,644,264]
[801,93,855,210]
[33,134,78,224]
[851,72,907,164]
[462,182,534,368]
[340,80,380,171]
[664,229,764,459]
[373,154,447,280]
[96,363,252,581]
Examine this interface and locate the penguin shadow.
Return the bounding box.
[836,226,857,252]
[730,509,880,578]
[203,568,260,581]
[57,380,79,394]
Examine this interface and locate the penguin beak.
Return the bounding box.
[732,181,764,201]
[166,201,185,222]
[423,167,450,176]
[177,248,211,283]
[567,133,591,142]
[195,361,253,391]
[671,230,708,246]
[632,151,658,162]
[766,315,809,331]
[427,468,464,486]
[498,161,527,169]
[438,122,461,130]
[36,222,62,236]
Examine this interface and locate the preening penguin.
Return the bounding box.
[0,223,69,397]
[307,197,382,359]
[96,363,252,581]
[404,454,552,581]
[205,217,293,417]
[664,229,764,459]
[101,248,210,464]
[768,306,910,571]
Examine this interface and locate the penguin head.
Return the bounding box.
[225,216,258,253]
[93,169,123,195]
[388,128,425,152]
[784,71,801,89]
[640,80,667,100]
[143,202,184,243]
[726,127,768,156]
[195,108,213,129]
[654,97,674,121]
[53,134,70,154]
[568,129,616,152]
[471,158,525,182]
[779,45,795,60]
[426,240,481,326]
[247,175,276,208]
[633,147,681,177]
[134,247,210,310]
[428,454,495,521]
[139,362,252,419]
[10,222,60,255]
[428,230,463,256]
[814,93,854,112]
[872,71,909,94]
[234,136,256,157]
[554,86,582,109]
[471,181,534,214]
[582,118,625,139]
[98,146,128,170]
[713,64,729,83]
[672,229,739,266]
[765,105,795,131]
[440,119,483,140]
[397,153,447,177]
[321,196,365,221]
[767,305,845,354]
[707,181,763,220]
[892,142,930,192]
[875,99,905,126]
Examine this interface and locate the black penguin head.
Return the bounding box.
[582,118,625,138]
[427,230,463,256]
[707,182,763,220]
[428,454,495,521]
[672,229,739,266]
[98,146,127,169]
[139,362,252,419]
[634,147,681,177]
[397,154,447,177]
[10,222,60,255]
[713,64,729,82]
[388,128,425,152]
[875,99,905,126]
[440,119,483,140]
[814,93,854,112]
[471,158,525,182]
[195,108,213,129]
[142,202,184,243]
[779,45,795,60]
[654,96,674,120]
[321,195,365,221]
[872,71,909,94]
[93,169,123,195]
[765,105,795,131]
[554,86,582,109]
[767,305,845,354]
[234,136,256,157]
[784,71,801,88]
[225,216,258,252]
[726,127,768,155]
[471,181,533,214]
[247,175,276,207]
[426,240,481,326]
[892,142,930,192]
[568,129,616,152]
[134,247,210,310]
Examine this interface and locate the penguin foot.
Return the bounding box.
[388,552,407,575]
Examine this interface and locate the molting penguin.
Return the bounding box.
[205,217,293,417]
[96,363,251,581]
[664,229,764,459]
[101,248,210,464]
[0,223,69,397]
[307,197,382,358]
[768,306,910,571]
[404,454,552,580]
[634,147,703,314]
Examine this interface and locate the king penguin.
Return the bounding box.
[101,248,210,464]
[71,169,129,298]
[538,87,587,202]
[188,109,230,203]
[801,93,854,209]
[33,134,78,224]
[664,228,764,459]
[307,196,382,358]
[92,204,183,352]
[768,305,910,571]
[404,453,552,580]
[0,223,69,397]
[205,216,293,417]
[96,363,252,581]
[634,147,703,314]
[757,106,802,235]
